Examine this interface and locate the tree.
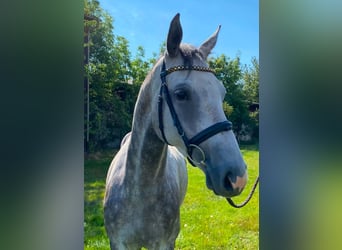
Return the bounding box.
[130,46,152,85]
[243,57,259,104]
[84,0,136,151]
[84,0,259,150]
[242,57,259,140]
[208,55,250,134]
[149,41,166,66]
[113,36,131,82]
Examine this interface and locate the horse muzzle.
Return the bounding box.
[205,165,248,198]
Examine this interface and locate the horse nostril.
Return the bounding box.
[224,173,234,191]
[224,171,246,193]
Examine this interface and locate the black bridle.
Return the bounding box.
[158,60,232,166]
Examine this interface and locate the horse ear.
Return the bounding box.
[167,13,183,57]
[199,25,221,60]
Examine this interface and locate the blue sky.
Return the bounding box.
[100,0,258,66]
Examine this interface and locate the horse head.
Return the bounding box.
[152,13,247,198]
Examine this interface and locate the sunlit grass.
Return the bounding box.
[84,145,259,249]
[175,144,259,249]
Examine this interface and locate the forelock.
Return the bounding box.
[179,43,205,67]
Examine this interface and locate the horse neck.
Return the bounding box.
[127,68,168,180]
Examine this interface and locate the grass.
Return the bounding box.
[84,145,259,249]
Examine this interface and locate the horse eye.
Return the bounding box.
[174,89,189,101]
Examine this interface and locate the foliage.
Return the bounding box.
[222,101,234,117]
[84,0,151,151]
[130,46,151,84]
[243,57,259,139]
[243,57,259,103]
[84,0,259,152]
[208,55,250,133]
[84,146,259,249]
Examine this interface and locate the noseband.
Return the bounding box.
[158,60,232,166]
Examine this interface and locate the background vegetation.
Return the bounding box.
[84,0,259,153]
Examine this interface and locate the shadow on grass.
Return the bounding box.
[240,142,259,152]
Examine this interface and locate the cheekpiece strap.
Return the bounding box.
[160,61,168,83]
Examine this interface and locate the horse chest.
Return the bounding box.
[106,183,181,247]
[120,180,180,224]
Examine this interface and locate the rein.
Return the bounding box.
[226,176,259,208]
[158,59,258,208]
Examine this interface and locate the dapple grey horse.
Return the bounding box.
[104,13,247,250]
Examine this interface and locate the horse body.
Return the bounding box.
[104,142,186,249]
[104,71,187,249]
[104,13,247,249]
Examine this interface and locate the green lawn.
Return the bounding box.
[84,144,259,249]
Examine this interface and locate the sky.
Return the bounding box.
[99,0,258,66]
